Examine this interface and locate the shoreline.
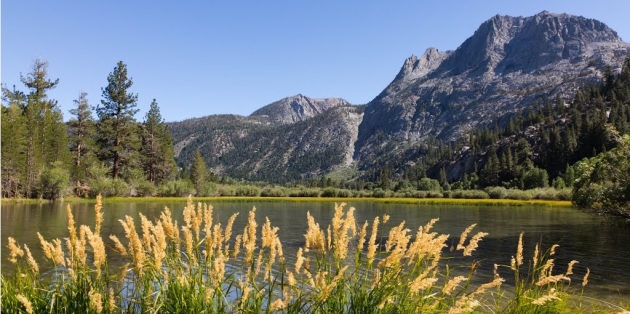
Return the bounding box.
[1,196,573,207]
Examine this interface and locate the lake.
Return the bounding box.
[2,200,629,305]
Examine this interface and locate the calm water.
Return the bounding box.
[2,200,629,304]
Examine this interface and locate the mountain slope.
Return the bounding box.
[355,11,630,170]
[169,99,362,182]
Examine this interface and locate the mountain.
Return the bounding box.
[171,11,630,184]
[354,11,630,170]
[250,94,351,125]
[169,97,362,182]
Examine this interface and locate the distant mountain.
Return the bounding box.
[250,94,351,125]
[355,11,630,170]
[171,11,630,183]
[169,97,361,182]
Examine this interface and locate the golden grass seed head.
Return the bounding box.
[535,274,570,286]
[94,194,103,235]
[582,268,590,287]
[516,232,524,267]
[456,223,477,251]
[443,276,467,296]
[89,288,103,314]
[382,214,390,224]
[367,216,380,266]
[21,244,39,275]
[566,260,579,276]
[295,248,305,274]
[232,234,242,259]
[550,244,560,256]
[356,221,368,257]
[269,298,287,311]
[243,208,258,264]
[533,243,540,269]
[51,238,66,267]
[108,288,116,312]
[531,288,560,305]
[7,237,24,264]
[66,204,78,247]
[16,294,33,314]
[224,213,239,243]
[463,232,489,257]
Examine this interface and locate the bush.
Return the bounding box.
[371,188,392,198]
[217,186,236,196]
[336,189,352,198]
[320,187,338,197]
[158,179,195,197]
[234,185,261,197]
[260,187,287,197]
[197,182,217,197]
[531,188,560,200]
[417,178,442,191]
[450,189,489,199]
[293,188,320,197]
[40,161,70,201]
[110,179,130,197]
[134,180,156,197]
[505,189,533,200]
[485,186,508,199]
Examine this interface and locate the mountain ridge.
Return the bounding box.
[170,11,630,183]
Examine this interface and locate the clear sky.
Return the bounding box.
[3,1,630,122]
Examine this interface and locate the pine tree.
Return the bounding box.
[95,61,140,180]
[1,88,28,197]
[141,99,176,184]
[68,92,97,196]
[480,146,500,187]
[190,148,208,194]
[17,59,67,197]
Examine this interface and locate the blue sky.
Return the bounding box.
[3,1,630,122]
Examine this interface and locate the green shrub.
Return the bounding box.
[134,180,156,197]
[450,189,489,199]
[260,187,287,197]
[320,187,338,197]
[158,179,194,197]
[234,185,261,197]
[505,189,533,200]
[486,186,508,199]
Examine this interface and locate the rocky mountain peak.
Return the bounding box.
[395,48,451,81]
[250,94,351,124]
[438,11,624,76]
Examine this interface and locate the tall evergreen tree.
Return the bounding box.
[95,61,140,180]
[190,148,208,194]
[141,99,176,184]
[7,59,68,198]
[68,92,97,196]
[1,88,28,197]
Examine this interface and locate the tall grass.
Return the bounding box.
[2,196,609,313]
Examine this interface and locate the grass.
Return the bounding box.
[2,195,619,313]
[2,196,573,207]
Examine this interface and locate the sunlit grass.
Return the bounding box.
[1,195,572,208]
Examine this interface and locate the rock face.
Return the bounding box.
[250,94,351,125]
[355,11,630,169]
